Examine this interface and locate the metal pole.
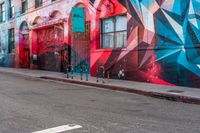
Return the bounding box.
[66,67,69,78]
[80,66,83,80]
[102,66,105,83]
[96,69,99,82]
[86,66,88,81]
[71,65,73,79]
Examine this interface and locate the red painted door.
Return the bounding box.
[21,34,30,68]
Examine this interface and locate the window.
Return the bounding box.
[35,0,43,8]
[8,28,15,53]
[9,0,14,18]
[90,0,95,3]
[0,2,5,22]
[22,0,28,13]
[101,15,127,49]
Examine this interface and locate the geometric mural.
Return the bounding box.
[93,0,200,87]
[122,0,200,87]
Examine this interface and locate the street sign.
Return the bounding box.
[72,7,85,33]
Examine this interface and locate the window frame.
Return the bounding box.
[100,14,127,49]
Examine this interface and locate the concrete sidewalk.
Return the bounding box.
[0,67,200,105]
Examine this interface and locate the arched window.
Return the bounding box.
[32,16,42,25]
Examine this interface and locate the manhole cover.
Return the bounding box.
[167,90,184,93]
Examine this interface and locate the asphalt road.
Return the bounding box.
[0,73,199,133]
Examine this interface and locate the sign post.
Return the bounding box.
[71,7,86,73]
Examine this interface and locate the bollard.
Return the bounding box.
[96,66,105,83]
[86,67,88,81]
[96,69,99,82]
[102,68,105,83]
[66,65,74,79]
[71,66,74,79]
[66,67,69,78]
[80,65,89,81]
[80,66,83,80]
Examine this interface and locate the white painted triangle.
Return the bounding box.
[162,10,185,44]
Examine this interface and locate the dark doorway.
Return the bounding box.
[61,47,70,72]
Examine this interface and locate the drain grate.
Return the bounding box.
[167,90,184,93]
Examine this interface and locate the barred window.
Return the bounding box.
[101,15,127,49]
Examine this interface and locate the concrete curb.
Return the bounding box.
[40,76,200,105]
[1,70,200,105]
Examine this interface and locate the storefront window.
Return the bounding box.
[101,15,127,49]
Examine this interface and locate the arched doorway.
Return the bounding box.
[69,4,91,73]
[19,21,30,68]
[50,11,70,72]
